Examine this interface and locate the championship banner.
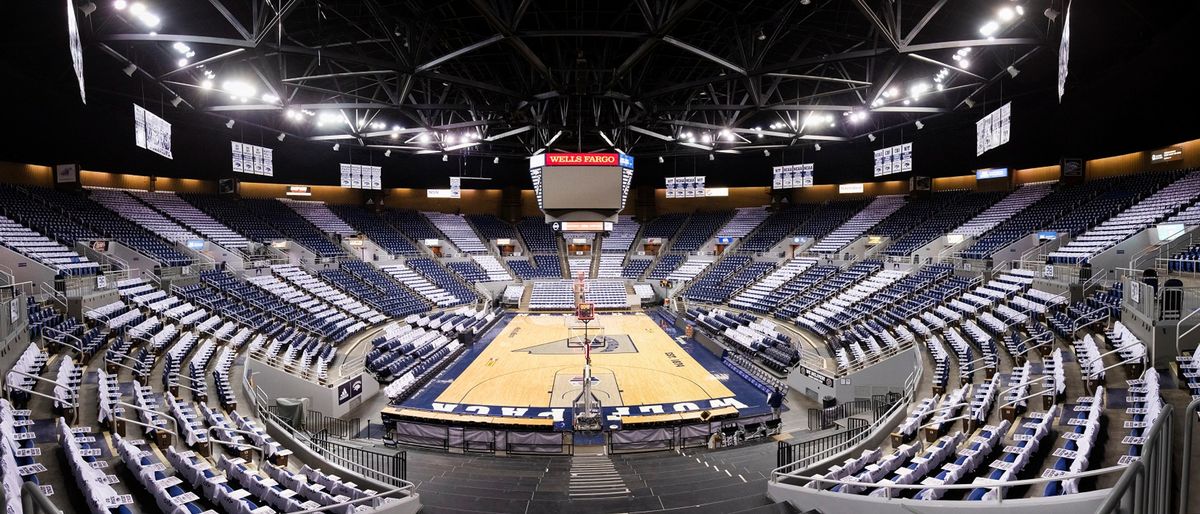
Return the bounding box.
[976,102,1012,156]
[873,143,912,177]
[665,176,705,199]
[340,163,382,190]
[772,163,814,190]
[231,141,274,176]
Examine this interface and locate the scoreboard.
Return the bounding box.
[530,152,633,222]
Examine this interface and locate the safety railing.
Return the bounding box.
[771,403,1175,513]
[242,367,414,490]
[774,357,919,475]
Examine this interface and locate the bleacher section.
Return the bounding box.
[281,198,357,237]
[329,205,422,256]
[671,211,732,252]
[0,214,100,275]
[622,257,653,279]
[666,256,714,282]
[38,187,194,266]
[597,254,625,278]
[379,262,464,306]
[466,214,518,241]
[883,191,1004,256]
[952,182,1053,238]
[183,193,285,243]
[716,207,770,239]
[132,190,251,249]
[90,188,200,243]
[1049,170,1200,263]
[425,212,487,254]
[810,196,905,254]
[236,199,346,257]
[516,216,558,253]
[738,205,819,253]
[470,255,513,281]
[601,215,639,253]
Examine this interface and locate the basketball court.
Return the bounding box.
[433,313,734,409]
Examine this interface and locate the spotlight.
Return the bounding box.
[979,21,999,37]
[177,58,188,67]
[763,149,770,157]
[332,143,340,151]
[200,80,212,89]
[800,0,810,4]
[445,134,456,144]
[1016,5,1025,16]
[755,28,766,41]
[122,63,137,76]
[170,96,182,107]
[959,60,970,69]
[915,120,925,130]
[814,143,822,151]
[442,154,449,162]
[129,2,144,14]
[418,133,431,144]
[964,98,976,108]
[493,157,499,164]
[1006,65,1020,78]
[867,133,876,142]
[113,0,127,9]
[998,6,1015,21]
[657,156,664,164]
[701,133,712,144]
[80,2,97,16]
[1044,7,1059,21]
[385,150,392,157]
[708,154,714,161]
[225,119,235,129]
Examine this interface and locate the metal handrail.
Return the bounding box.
[241,367,417,492]
[774,402,1174,511]
[114,399,180,436]
[1180,398,1199,514]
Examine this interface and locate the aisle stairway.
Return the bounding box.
[569,453,631,499]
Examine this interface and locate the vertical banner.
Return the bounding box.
[1058,3,1072,102]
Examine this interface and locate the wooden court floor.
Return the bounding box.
[435,313,734,408]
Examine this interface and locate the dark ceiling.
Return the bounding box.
[2,0,1198,190]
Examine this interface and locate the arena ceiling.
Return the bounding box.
[77,0,1077,158]
[3,0,1197,187]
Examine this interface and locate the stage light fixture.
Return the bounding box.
[385,150,392,157]
[1007,65,1020,78]
[915,120,925,130]
[332,144,340,151]
[113,0,127,9]
[225,119,235,129]
[708,154,714,161]
[867,134,876,142]
[170,96,182,107]
[277,133,286,141]
[763,150,770,157]
[1044,8,1059,21]
[442,154,449,162]
[657,156,664,163]
[964,98,976,108]
[493,157,500,164]
[80,2,97,16]
[122,63,137,76]
[814,144,822,151]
